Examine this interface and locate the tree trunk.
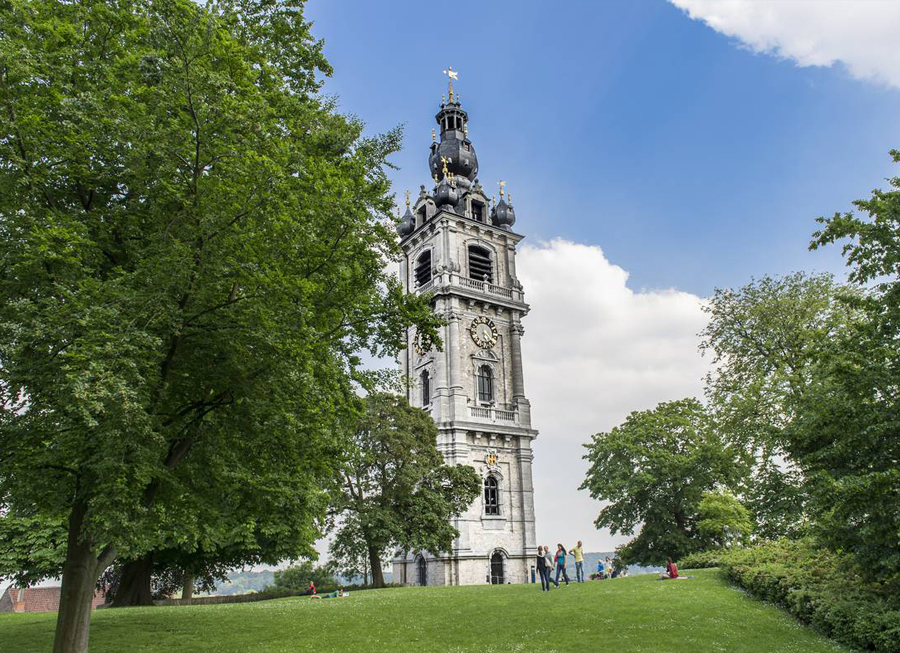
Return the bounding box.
[53,502,104,653]
[181,571,194,600]
[111,554,154,607]
[367,546,385,588]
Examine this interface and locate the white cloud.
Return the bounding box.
[670,0,900,89]
[518,239,710,553]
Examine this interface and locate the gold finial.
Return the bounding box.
[498,180,506,198]
[441,156,451,177]
[492,195,496,208]
[463,124,468,138]
[443,66,458,102]
[431,128,436,143]
[433,173,439,185]
[442,93,446,105]
[507,192,512,204]
[405,189,410,207]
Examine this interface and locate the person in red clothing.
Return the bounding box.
[300,581,316,596]
[659,557,679,580]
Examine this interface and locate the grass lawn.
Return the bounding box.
[0,569,848,653]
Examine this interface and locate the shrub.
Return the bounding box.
[678,549,727,569]
[719,539,900,653]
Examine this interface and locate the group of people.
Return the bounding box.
[536,545,682,591]
[535,541,626,591]
[596,555,626,580]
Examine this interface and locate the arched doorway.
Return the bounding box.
[490,551,505,584]
[417,556,427,587]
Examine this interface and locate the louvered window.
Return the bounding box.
[468,245,492,283]
[415,250,432,287]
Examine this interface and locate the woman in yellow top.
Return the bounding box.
[571,541,585,583]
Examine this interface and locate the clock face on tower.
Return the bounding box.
[470,316,498,349]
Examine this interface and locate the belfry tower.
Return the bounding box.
[392,69,538,586]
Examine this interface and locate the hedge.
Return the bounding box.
[683,539,900,653]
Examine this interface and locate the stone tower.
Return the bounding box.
[392,72,538,586]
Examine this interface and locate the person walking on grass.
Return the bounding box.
[554,544,570,586]
[571,541,585,583]
[544,545,558,588]
[536,546,551,592]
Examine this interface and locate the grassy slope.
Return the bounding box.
[0,570,847,653]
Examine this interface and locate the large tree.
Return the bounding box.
[0,1,438,651]
[700,272,862,539]
[805,149,900,586]
[329,393,480,588]
[581,398,747,565]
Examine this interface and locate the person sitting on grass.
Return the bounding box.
[597,558,605,579]
[659,557,679,580]
[311,587,348,600]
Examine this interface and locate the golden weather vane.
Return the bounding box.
[443,66,458,101]
[441,156,451,177]
[498,180,506,198]
[405,189,411,206]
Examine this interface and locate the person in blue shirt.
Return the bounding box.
[554,544,570,586]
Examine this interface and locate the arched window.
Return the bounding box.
[484,476,500,516]
[490,551,505,584]
[468,244,493,283]
[415,250,432,287]
[417,556,427,586]
[476,365,493,403]
[421,370,431,406]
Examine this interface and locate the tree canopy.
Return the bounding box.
[581,398,747,565]
[699,272,862,539]
[328,393,480,587]
[0,0,438,650]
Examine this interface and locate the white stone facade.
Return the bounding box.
[392,196,539,586]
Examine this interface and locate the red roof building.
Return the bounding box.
[0,586,106,613]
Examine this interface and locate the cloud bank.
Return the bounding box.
[670,0,900,90]
[518,239,710,552]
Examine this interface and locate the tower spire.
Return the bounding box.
[443,66,458,102]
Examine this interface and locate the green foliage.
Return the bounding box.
[0,515,66,586]
[581,398,748,566]
[0,0,439,648]
[677,548,727,569]
[696,491,754,547]
[803,151,900,585]
[0,571,850,653]
[272,562,336,591]
[328,393,480,587]
[700,272,861,539]
[721,539,900,653]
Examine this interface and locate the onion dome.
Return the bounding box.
[428,96,478,182]
[434,175,459,209]
[490,183,515,229]
[396,190,415,237]
[496,192,516,229]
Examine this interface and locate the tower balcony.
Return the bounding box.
[415,272,523,305]
[468,405,519,424]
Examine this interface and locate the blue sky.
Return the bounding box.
[302,1,900,553]
[306,0,900,296]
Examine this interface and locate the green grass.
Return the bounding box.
[0,570,848,653]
